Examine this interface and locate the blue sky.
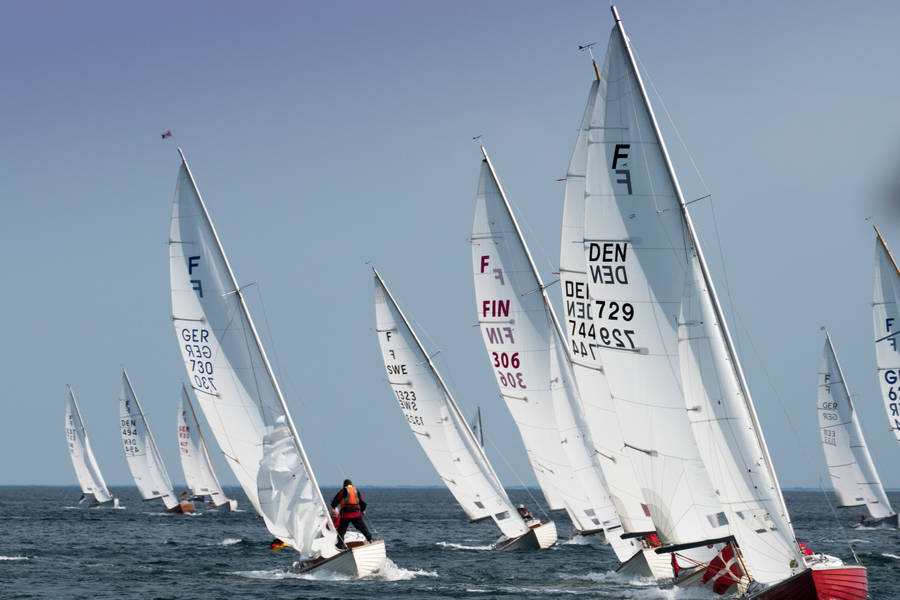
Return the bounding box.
[3,1,900,495]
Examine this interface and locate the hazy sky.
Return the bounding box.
[4,1,900,495]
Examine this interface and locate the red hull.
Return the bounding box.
[750,566,867,600]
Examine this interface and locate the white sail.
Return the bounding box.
[168,150,338,559]
[581,22,728,550]
[65,387,112,503]
[559,77,657,537]
[873,227,900,443]
[473,150,635,558]
[584,9,804,583]
[119,371,179,510]
[373,270,528,540]
[819,333,894,519]
[177,385,229,507]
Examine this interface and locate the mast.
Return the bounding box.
[176,148,334,525]
[874,225,900,277]
[480,147,574,365]
[123,369,174,492]
[609,5,794,530]
[372,266,506,487]
[67,385,86,433]
[182,383,219,479]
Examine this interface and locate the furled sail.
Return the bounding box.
[873,227,900,443]
[169,149,337,558]
[65,386,113,504]
[559,77,657,538]
[119,370,179,510]
[818,333,894,519]
[584,9,804,583]
[581,22,727,551]
[177,385,229,507]
[373,269,528,540]
[474,149,635,559]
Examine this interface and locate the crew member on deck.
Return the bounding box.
[517,504,535,523]
[331,478,373,549]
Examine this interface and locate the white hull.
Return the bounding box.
[616,547,673,579]
[291,540,386,577]
[494,521,557,550]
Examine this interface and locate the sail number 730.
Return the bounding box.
[181,328,216,392]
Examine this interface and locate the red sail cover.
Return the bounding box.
[702,543,745,595]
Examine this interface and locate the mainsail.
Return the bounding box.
[873,226,900,443]
[119,370,179,511]
[473,149,635,559]
[818,332,894,519]
[582,8,804,583]
[559,77,657,538]
[168,149,338,558]
[177,385,229,507]
[373,269,529,540]
[65,386,113,504]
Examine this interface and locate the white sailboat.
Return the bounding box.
[818,331,897,527]
[168,149,385,575]
[558,70,671,579]
[472,148,649,565]
[177,384,237,511]
[119,370,193,514]
[65,386,117,507]
[580,6,866,598]
[873,227,900,442]
[373,268,556,550]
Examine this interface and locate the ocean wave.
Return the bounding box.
[220,538,242,546]
[561,533,603,546]
[372,559,437,581]
[883,553,900,560]
[232,559,436,582]
[0,556,28,561]
[435,541,492,551]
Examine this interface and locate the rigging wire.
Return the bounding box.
[485,434,549,519]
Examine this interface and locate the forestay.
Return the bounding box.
[373,270,528,540]
[168,150,337,559]
[65,387,113,503]
[177,385,228,506]
[581,23,727,550]
[818,333,893,519]
[119,371,179,510]
[873,227,900,443]
[559,78,657,537]
[584,12,803,583]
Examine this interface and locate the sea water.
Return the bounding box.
[1,487,897,599]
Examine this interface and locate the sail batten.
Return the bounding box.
[169,150,337,558]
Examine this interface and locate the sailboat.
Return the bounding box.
[119,370,194,514]
[168,149,385,576]
[65,386,117,507]
[818,331,897,527]
[373,268,556,550]
[579,5,866,598]
[177,384,237,511]
[471,148,660,569]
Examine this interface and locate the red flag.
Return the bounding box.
[701,543,745,595]
[161,130,173,139]
[555,178,567,182]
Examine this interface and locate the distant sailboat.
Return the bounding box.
[872,227,900,441]
[119,370,193,514]
[373,268,556,550]
[177,384,237,511]
[168,149,385,575]
[818,331,897,527]
[579,6,866,598]
[65,386,117,507]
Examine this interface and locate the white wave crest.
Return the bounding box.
[232,559,436,582]
[220,538,242,546]
[372,559,438,581]
[561,534,603,546]
[883,553,900,560]
[435,541,492,551]
[0,556,28,561]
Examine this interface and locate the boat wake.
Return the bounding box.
[561,534,603,546]
[883,553,900,560]
[232,559,436,582]
[435,541,492,551]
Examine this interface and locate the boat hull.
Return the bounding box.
[861,513,898,528]
[494,521,557,550]
[291,539,386,577]
[166,501,195,514]
[749,566,867,600]
[616,547,673,579]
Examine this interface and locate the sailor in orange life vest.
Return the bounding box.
[330,479,373,549]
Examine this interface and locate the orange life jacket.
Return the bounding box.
[340,485,360,516]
